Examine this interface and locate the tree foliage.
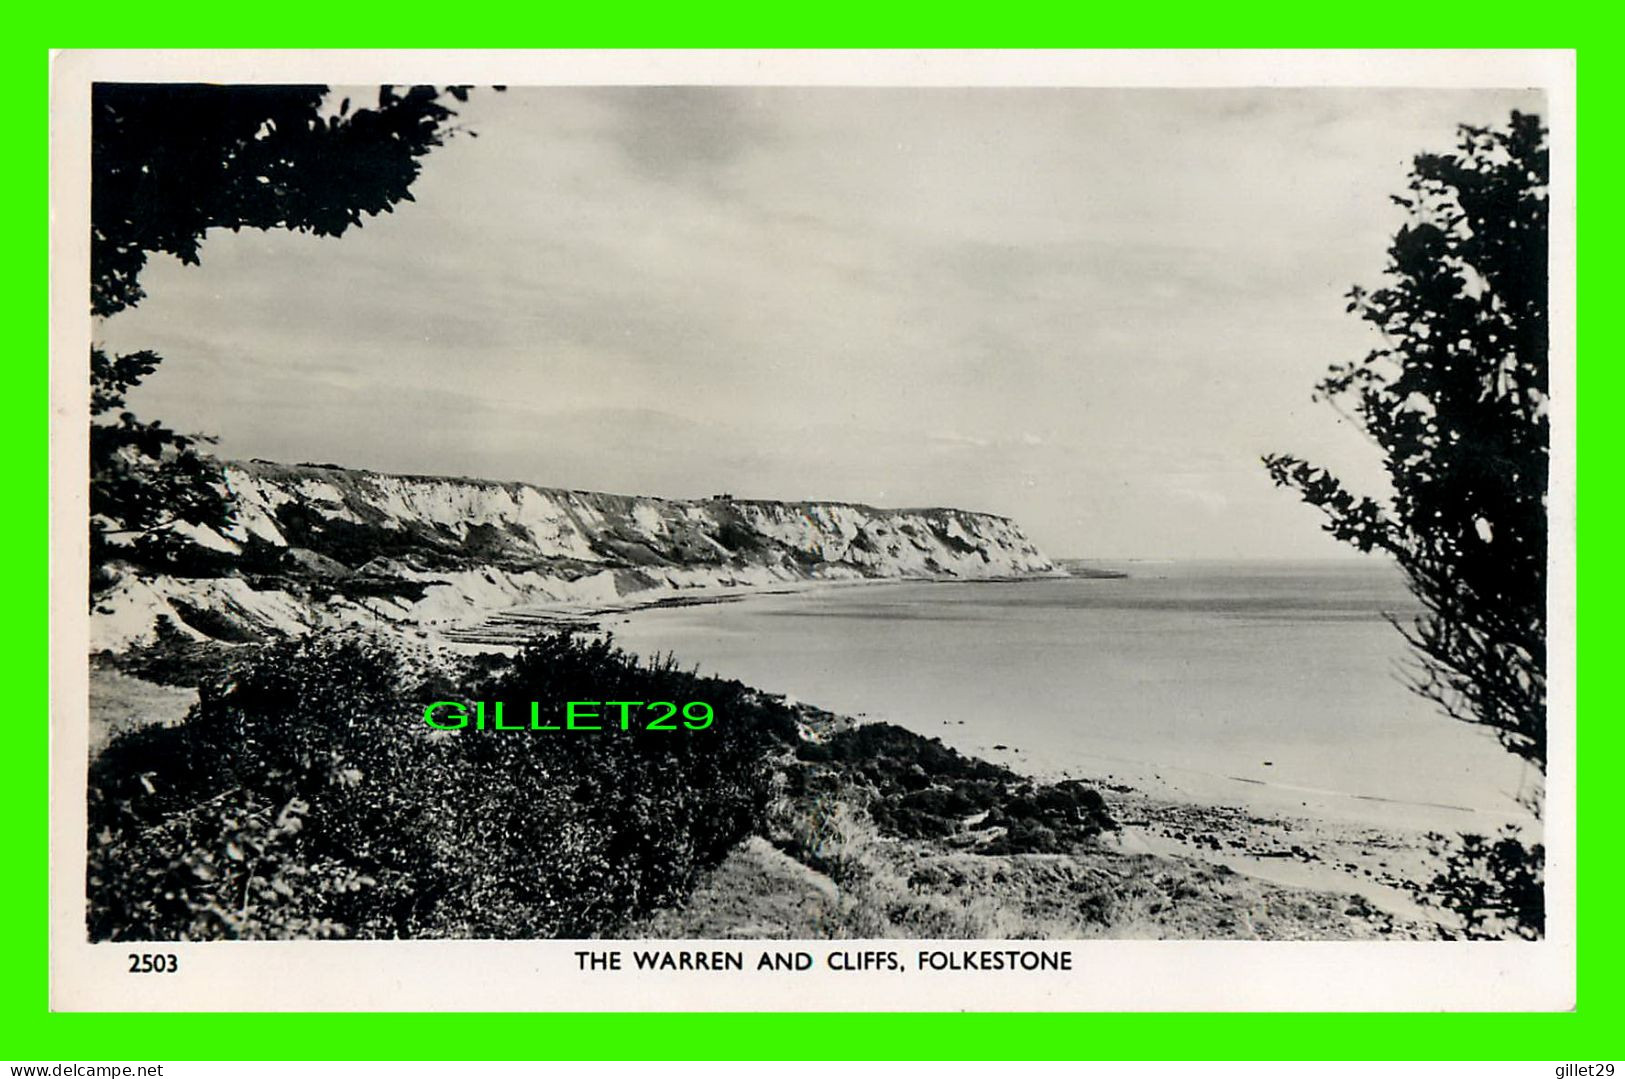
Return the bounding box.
[1263,111,1549,938]
[90,84,477,589]
[89,347,234,589]
[92,82,469,317]
[1264,111,1549,799]
[1424,826,1545,941]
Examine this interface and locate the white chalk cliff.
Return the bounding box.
[93,460,1060,650]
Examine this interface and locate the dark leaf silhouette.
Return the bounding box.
[90,83,482,594]
[1263,111,1548,938]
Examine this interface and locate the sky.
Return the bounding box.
[99,85,1544,559]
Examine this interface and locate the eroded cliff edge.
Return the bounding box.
[93,460,1060,649]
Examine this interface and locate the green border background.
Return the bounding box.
[13,12,1610,1060]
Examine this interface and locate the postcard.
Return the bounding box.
[49,48,1576,1011]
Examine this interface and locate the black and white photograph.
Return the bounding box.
[51,50,1575,1011]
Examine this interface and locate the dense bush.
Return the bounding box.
[88,630,799,940]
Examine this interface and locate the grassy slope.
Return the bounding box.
[87,663,197,757]
[625,836,843,939]
[618,815,1434,942]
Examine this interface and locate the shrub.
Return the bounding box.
[1425,827,1544,940]
[88,630,800,940]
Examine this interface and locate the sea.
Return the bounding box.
[606,559,1539,833]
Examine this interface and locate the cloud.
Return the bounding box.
[595,87,775,187]
[101,85,1544,558]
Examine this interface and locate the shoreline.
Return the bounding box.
[435,569,1076,645]
[972,743,1537,835]
[754,687,1466,935]
[457,570,1527,930]
[571,576,1532,933]
[576,572,1534,833]
[611,686,1468,940]
[1103,785,1448,926]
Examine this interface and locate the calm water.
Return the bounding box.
[607,560,1537,831]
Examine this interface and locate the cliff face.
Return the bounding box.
[93,460,1059,649]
